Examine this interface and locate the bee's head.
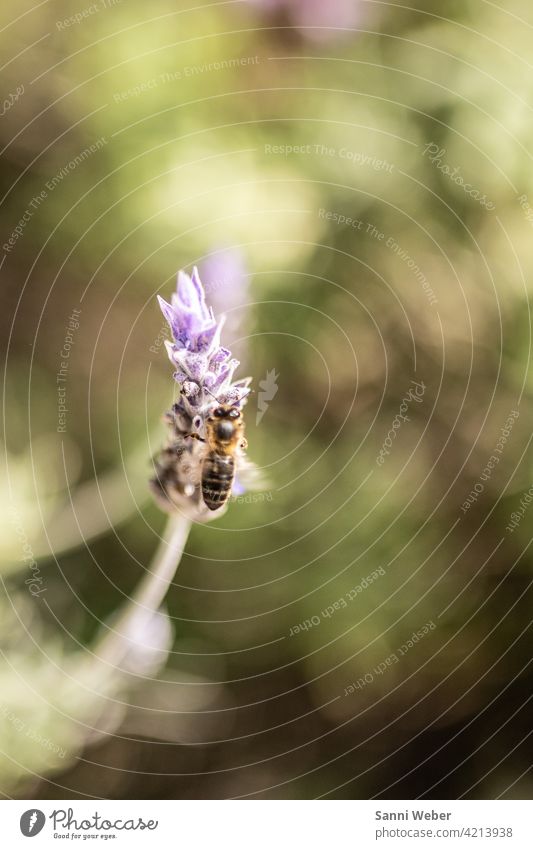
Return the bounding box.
[210,405,241,441]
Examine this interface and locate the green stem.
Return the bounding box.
[93,514,191,669]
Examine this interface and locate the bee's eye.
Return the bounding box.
[228,408,240,419]
[213,407,225,417]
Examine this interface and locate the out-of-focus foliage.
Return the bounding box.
[2,0,533,799]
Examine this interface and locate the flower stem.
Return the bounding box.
[93,513,191,668]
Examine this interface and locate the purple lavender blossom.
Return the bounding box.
[158,267,250,416]
[151,268,251,518]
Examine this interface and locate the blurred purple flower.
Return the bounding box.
[200,248,249,350]
[247,0,366,42]
[200,248,248,310]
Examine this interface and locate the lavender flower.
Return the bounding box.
[159,267,251,411]
[90,268,255,718]
[150,268,251,518]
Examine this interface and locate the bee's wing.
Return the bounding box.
[234,452,270,493]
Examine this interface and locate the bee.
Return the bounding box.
[187,403,248,511]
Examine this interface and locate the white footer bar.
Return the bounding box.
[2,800,532,848]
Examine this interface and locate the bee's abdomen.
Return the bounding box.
[202,452,234,511]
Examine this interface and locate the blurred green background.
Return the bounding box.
[2,0,533,799]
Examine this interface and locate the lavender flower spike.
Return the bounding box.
[158,267,250,412]
[151,268,251,519]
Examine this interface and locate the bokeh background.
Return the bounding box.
[2,0,533,800]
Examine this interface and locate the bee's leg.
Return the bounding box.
[185,433,206,442]
[240,437,248,450]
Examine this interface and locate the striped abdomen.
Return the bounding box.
[202,451,235,511]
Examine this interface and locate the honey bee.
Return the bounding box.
[188,404,248,511]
